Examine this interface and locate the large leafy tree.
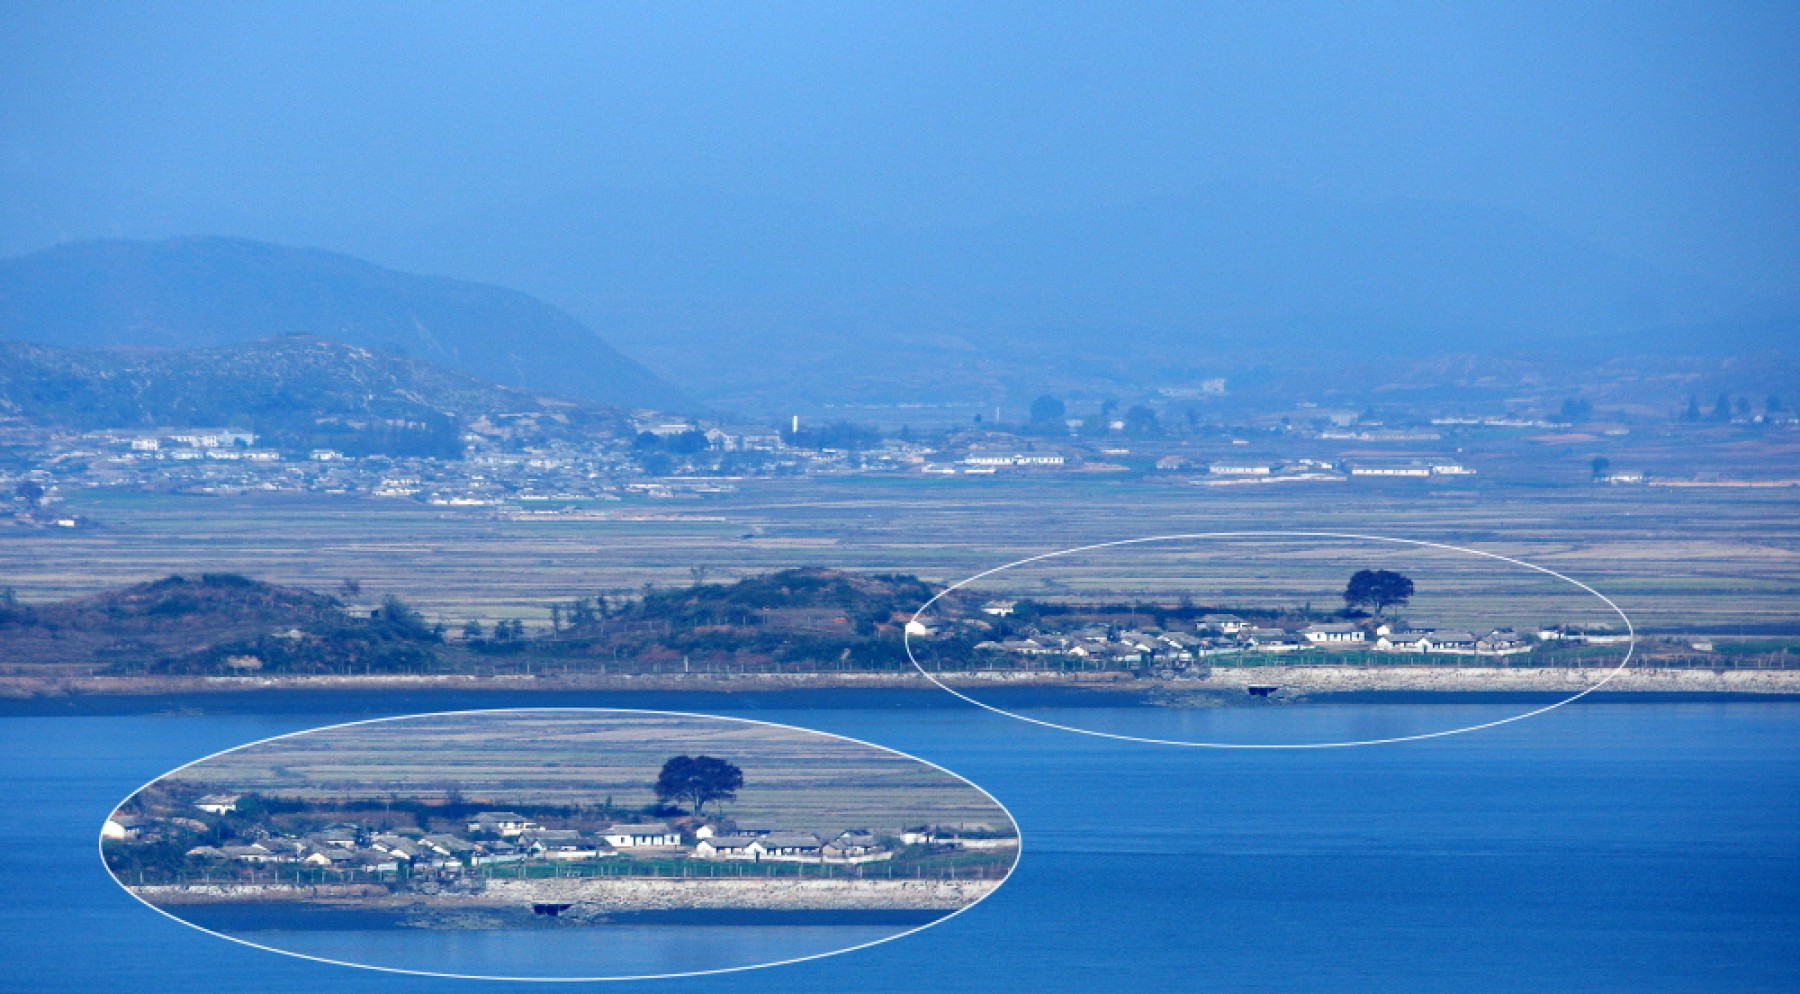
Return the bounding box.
[654,755,744,815]
[1029,394,1066,424]
[1343,569,1415,616]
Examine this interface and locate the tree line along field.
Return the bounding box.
[5,477,1798,637]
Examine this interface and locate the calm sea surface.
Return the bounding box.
[2,691,1796,992]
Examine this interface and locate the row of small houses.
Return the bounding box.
[108,806,1009,872]
[465,811,902,864]
[973,617,1622,665]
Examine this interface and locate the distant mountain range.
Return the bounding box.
[4,194,1794,420]
[0,336,626,456]
[0,237,689,411]
[390,182,1798,412]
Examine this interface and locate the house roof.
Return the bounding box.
[700,835,759,849]
[760,832,822,849]
[606,822,673,835]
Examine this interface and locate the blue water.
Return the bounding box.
[198,924,915,980]
[3,695,1797,992]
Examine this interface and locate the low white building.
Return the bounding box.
[1476,629,1531,654]
[101,815,144,840]
[1374,631,1430,652]
[1303,623,1366,643]
[755,832,825,861]
[1199,614,1249,634]
[194,794,241,815]
[603,823,682,848]
[1350,465,1432,477]
[467,811,542,837]
[1418,631,1478,654]
[693,835,762,859]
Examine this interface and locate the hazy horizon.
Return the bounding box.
[4,3,1798,412]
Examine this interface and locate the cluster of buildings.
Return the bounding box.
[1186,458,1476,481]
[31,393,1786,512]
[2,415,944,507]
[966,612,1595,668]
[105,797,1015,877]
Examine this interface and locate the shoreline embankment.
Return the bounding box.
[10,666,1800,700]
[134,876,999,912]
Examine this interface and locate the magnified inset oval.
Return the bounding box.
[101,709,1018,981]
[904,533,1634,748]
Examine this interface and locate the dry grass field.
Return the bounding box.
[7,477,1798,635]
[157,711,1010,837]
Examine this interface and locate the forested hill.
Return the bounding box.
[568,569,937,636]
[0,574,440,673]
[0,337,629,457]
[0,237,689,410]
[0,569,945,677]
[540,568,941,670]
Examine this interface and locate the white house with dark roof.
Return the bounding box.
[1374,631,1430,651]
[524,831,614,860]
[419,834,476,858]
[693,835,761,859]
[318,824,362,847]
[1199,614,1249,633]
[603,823,682,848]
[754,832,824,861]
[1208,462,1273,476]
[1303,623,1366,644]
[467,812,541,837]
[194,794,241,815]
[102,814,145,840]
[1419,631,1478,654]
[1477,629,1531,654]
[822,831,892,863]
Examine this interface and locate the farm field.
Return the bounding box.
[6,477,1799,636]
[154,711,1007,836]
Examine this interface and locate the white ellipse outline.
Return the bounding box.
[98,707,1023,983]
[904,531,1636,749]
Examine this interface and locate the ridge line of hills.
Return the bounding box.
[0,236,692,412]
[0,335,635,457]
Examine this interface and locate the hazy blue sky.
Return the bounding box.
[3,2,1796,313]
